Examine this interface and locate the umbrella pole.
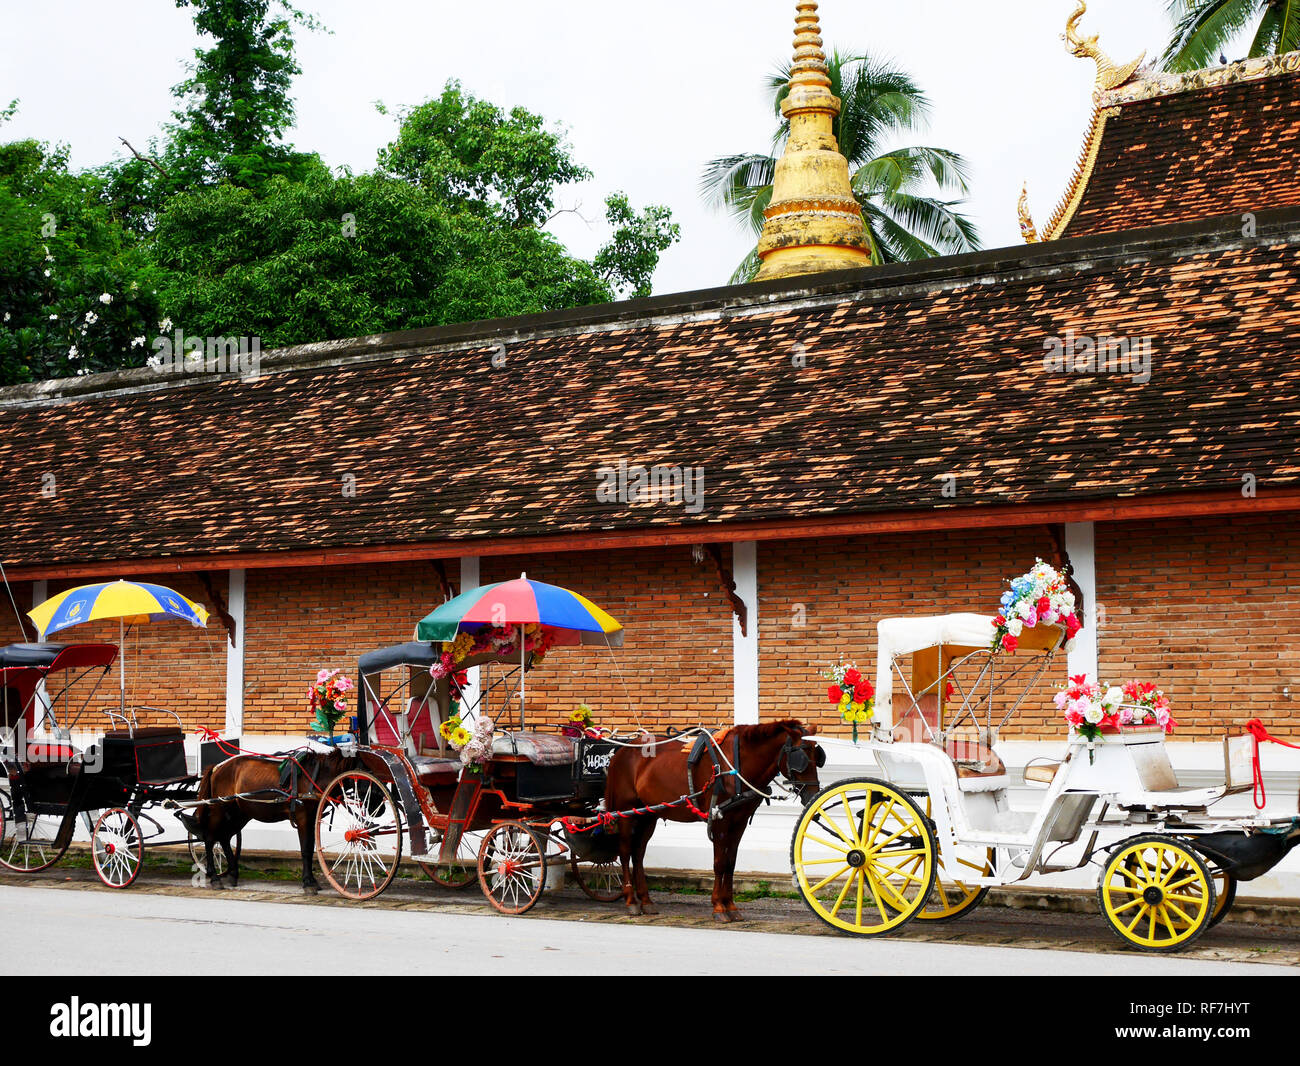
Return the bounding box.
[119,616,126,718]
[519,625,526,730]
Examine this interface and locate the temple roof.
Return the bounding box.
[3,209,1299,573]
[1031,53,1300,241]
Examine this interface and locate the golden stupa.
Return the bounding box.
[754,2,872,282]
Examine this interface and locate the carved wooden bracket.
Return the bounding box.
[702,544,748,638]
[198,572,237,649]
[431,559,456,603]
[1046,524,1086,619]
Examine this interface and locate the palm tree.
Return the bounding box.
[701,51,978,283]
[1161,0,1300,72]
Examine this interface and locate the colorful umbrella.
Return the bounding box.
[416,576,622,646]
[28,580,208,713]
[416,575,622,730]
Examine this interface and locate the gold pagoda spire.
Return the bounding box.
[754,2,871,282]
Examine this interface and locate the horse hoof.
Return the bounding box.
[641,902,659,915]
[303,884,320,896]
[627,903,643,917]
[728,909,746,923]
[712,910,731,923]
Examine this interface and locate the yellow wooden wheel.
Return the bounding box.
[1097,835,1216,952]
[909,792,992,922]
[1208,866,1236,928]
[791,778,936,937]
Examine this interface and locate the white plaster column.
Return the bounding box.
[31,580,48,723]
[1065,522,1099,681]
[732,541,759,725]
[224,569,245,737]
[458,556,481,715]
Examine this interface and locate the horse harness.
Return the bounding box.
[685,732,824,836]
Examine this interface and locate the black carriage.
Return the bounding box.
[0,641,230,887]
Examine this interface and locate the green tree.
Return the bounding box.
[1161,0,1300,71]
[595,193,681,299]
[701,51,978,282]
[0,130,164,385]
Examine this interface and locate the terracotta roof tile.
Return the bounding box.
[2,218,1300,569]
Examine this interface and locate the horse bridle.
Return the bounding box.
[778,736,825,802]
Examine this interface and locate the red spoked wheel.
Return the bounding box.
[315,771,402,901]
[92,809,143,888]
[477,821,546,915]
[570,857,623,903]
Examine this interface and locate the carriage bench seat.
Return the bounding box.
[1023,761,1061,786]
[1114,786,1225,810]
[491,731,576,767]
[25,741,80,762]
[410,755,462,778]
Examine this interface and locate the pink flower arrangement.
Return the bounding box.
[309,669,355,733]
[1054,673,1119,745]
[1118,681,1176,734]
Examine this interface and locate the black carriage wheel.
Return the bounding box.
[186,829,242,882]
[315,770,403,901]
[0,767,71,874]
[570,856,623,903]
[92,809,143,889]
[417,828,484,890]
[1208,866,1237,928]
[477,821,547,915]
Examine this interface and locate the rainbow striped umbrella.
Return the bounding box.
[416,575,622,646]
[28,580,208,713]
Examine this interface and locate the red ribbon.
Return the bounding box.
[1245,719,1300,810]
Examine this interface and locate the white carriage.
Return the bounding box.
[790,613,1300,951]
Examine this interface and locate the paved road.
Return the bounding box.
[2,884,1294,975]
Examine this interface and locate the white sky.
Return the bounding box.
[0,1,1254,297]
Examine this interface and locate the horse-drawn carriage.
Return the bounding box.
[310,636,625,912]
[790,610,1300,951]
[0,641,229,887]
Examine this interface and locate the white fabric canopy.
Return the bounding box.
[874,614,995,726]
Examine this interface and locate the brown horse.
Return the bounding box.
[181,750,353,894]
[604,720,823,922]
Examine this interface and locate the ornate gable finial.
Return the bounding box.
[1063,0,1145,91]
[1018,183,1040,244]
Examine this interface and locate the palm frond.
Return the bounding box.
[1161,0,1263,71]
[870,190,980,259]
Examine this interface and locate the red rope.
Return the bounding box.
[1245,720,1300,811]
[561,791,710,836]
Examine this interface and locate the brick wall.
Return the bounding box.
[480,547,735,734]
[243,561,459,734]
[36,574,227,733]
[1096,512,1300,740]
[757,530,1060,739]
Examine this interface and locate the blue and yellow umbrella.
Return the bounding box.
[28,580,208,712]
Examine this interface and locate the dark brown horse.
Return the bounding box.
[181,750,352,894]
[604,720,823,922]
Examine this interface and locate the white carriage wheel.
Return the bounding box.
[92,808,143,889]
[186,829,242,881]
[315,770,402,901]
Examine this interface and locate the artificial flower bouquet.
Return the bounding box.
[1056,674,1176,762]
[563,704,596,738]
[309,669,355,734]
[991,559,1082,654]
[826,662,874,743]
[441,712,495,771]
[429,623,557,683]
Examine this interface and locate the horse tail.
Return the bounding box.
[197,763,218,801]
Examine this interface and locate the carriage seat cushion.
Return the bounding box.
[411,755,462,777]
[103,727,185,741]
[1023,761,1061,785]
[26,741,80,762]
[491,731,576,766]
